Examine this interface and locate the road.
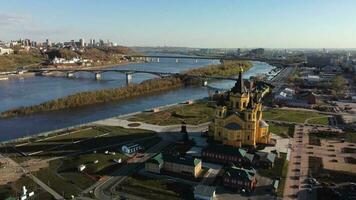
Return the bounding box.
[270,66,296,93]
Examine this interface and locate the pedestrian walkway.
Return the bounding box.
[94,118,210,133]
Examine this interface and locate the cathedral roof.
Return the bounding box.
[231,68,247,94]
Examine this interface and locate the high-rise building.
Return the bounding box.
[79,38,85,47]
[46,39,51,48]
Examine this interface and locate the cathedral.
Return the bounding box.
[209,67,271,148]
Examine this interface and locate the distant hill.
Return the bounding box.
[0,48,45,72]
[47,46,136,61]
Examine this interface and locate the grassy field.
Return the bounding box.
[35,159,82,198]
[11,126,156,157]
[307,116,329,125]
[0,53,44,72]
[42,127,107,142]
[117,174,194,200]
[0,176,54,200]
[7,126,159,198]
[129,102,215,125]
[263,109,328,125]
[345,131,356,143]
[269,124,294,138]
[258,153,288,197]
[59,152,126,176]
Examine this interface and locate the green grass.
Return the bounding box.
[0,53,44,72]
[263,109,328,124]
[35,160,82,198]
[129,102,215,125]
[0,184,14,199]
[42,128,105,142]
[59,152,126,176]
[345,131,356,143]
[12,126,156,156]
[269,124,294,138]
[258,153,288,197]
[117,174,194,200]
[307,117,329,125]
[0,176,55,200]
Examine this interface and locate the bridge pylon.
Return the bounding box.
[126,73,133,85]
[95,73,101,80]
[67,72,74,78]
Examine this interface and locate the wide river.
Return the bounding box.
[0,56,275,141]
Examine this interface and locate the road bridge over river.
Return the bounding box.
[127,54,306,67]
[29,68,241,85]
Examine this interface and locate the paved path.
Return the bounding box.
[283,125,316,200]
[94,118,210,133]
[283,125,304,199]
[28,174,64,200]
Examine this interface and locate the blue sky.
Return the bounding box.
[0,0,355,48]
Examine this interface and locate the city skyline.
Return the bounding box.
[1,0,356,48]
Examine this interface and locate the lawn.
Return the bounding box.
[35,159,83,198]
[128,102,215,125]
[116,174,194,200]
[13,126,156,157]
[263,109,328,125]
[0,176,54,200]
[58,152,127,176]
[269,123,294,138]
[307,116,329,125]
[345,131,356,143]
[258,153,288,197]
[41,127,105,142]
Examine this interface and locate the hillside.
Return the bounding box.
[0,49,45,72]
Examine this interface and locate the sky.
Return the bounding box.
[0,0,355,48]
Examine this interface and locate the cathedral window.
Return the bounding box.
[247,136,250,140]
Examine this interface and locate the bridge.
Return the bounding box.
[127,54,306,66]
[127,54,222,63]
[29,69,240,85]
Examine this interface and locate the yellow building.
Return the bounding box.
[209,67,271,148]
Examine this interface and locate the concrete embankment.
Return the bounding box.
[0,72,37,80]
[0,99,203,145]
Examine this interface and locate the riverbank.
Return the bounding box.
[1,60,250,118]
[1,76,184,118]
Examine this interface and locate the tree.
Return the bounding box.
[331,75,348,97]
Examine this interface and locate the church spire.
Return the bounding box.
[231,66,245,94]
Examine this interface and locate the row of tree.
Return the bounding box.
[184,60,251,77]
[1,77,183,118]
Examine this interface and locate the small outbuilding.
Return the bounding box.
[121,143,142,154]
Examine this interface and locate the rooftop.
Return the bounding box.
[225,166,256,181]
[194,184,216,197]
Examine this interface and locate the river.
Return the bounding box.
[0,57,274,141]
